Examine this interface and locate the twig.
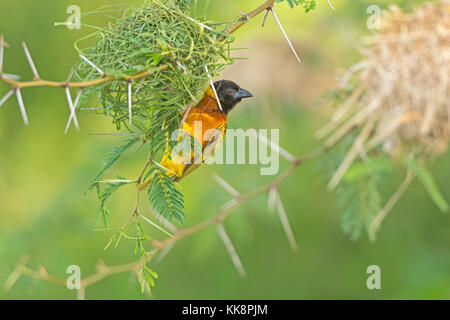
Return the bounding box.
[369,171,415,240]
[96,179,136,184]
[155,145,326,252]
[327,117,375,190]
[88,132,142,136]
[0,0,280,129]
[3,0,322,296]
[225,0,276,35]
[7,144,325,297]
[0,66,168,89]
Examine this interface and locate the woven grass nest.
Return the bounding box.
[74,0,234,149]
[320,0,450,189]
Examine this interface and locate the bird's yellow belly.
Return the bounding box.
[159,112,226,179]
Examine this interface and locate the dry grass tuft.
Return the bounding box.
[320,0,450,189]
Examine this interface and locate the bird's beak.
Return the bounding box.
[235,88,253,99]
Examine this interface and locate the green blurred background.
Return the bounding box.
[1,0,449,299]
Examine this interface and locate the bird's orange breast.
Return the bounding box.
[182,95,227,147]
[158,93,227,180]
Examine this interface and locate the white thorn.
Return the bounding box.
[64,89,83,134]
[155,242,175,264]
[128,80,132,124]
[0,89,14,108]
[22,42,40,80]
[276,193,298,252]
[1,73,21,81]
[139,213,173,238]
[64,87,79,133]
[216,224,247,278]
[267,186,278,214]
[176,60,187,73]
[255,131,297,163]
[0,34,4,75]
[220,199,238,211]
[270,8,302,64]
[3,268,21,291]
[152,160,178,176]
[186,16,214,31]
[79,54,104,76]
[15,89,29,126]
[133,78,145,98]
[326,0,335,11]
[213,174,240,197]
[204,65,223,111]
[66,69,74,83]
[154,210,178,233]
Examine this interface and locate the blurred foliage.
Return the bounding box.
[0,0,448,300]
[276,0,316,12]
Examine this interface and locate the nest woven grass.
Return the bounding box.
[74,0,234,150]
[320,0,450,187]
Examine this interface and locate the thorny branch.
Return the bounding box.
[2,0,335,299]
[4,143,326,299]
[0,0,281,130]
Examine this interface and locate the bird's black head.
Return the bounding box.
[213,80,253,114]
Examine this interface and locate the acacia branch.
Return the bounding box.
[5,253,155,300]
[153,145,326,251]
[225,0,275,35]
[3,0,320,297]
[5,144,325,296]
[0,0,277,91]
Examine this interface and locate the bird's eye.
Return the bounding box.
[227,88,233,94]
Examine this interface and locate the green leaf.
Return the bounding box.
[138,265,158,293]
[407,159,449,213]
[90,137,140,187]
[275,0,316,12]
[343,155,393,182]
[94,177,129,228]
[339,174,382,240]
[134,220,151,258]
[147,167,185,224]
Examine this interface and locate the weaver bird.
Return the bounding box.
[139,80,253,190]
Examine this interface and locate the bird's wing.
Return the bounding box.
[173,122,227,182]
